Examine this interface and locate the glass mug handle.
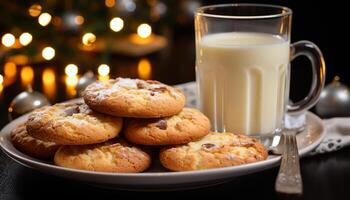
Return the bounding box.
[287,41,326,114]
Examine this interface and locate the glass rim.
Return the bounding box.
[195,3,292,19]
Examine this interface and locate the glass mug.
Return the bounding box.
[195,4,325,139]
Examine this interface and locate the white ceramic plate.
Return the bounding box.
[0,111,325,190]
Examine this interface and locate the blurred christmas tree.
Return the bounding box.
[0,0,200,66]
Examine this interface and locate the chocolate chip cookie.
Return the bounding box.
[159,132,268,171]
[124,108,210,145]
[54,139,151,173]
[26,102,123,145]
[11,123,59,160]
[83,78,185,118]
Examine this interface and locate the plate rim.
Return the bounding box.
[0,111,325,178]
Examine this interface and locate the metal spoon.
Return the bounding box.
[275,128,303,194]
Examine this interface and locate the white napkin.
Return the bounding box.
[175,82,350,155]
[311,118,350,154]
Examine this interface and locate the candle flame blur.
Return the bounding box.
[4,62,17,78]
[3,62,17,87]
[138,58,152,80]
[98,64,110,81]
[65,76,78,97]
[42,68,56,100]
[98,75,110,82]
[20,66,34,86]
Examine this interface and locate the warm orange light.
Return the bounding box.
[138,58,152,80]
[28,4,42,17]
[75,15,84,25]
[65,76,78,97]
[130,34,154,45]
[42,68,56,100]
[105,0,115,7]
[20,66,34,86]
[98,75,110,82]
[4,62,17,78]
[6,55,29,65]
[82,33,96,46]
[52,17,62,26]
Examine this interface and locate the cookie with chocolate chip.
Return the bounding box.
[26,102,123,145]
[54,139,151,173]
[83,78,185,118]
[159,132,268,171]
[11,123,59,160]
[124,108,210,145]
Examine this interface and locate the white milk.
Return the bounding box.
[196,32,290,135]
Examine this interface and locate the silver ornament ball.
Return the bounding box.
[76,71,97,96]
[316,76,350,118]
[8,86,50,121]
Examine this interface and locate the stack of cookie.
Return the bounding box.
[10,77,268,172]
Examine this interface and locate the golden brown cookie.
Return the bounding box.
[124,108,210,145]
[83,78,185,118]
[54,140,151,173]
[159,132,268,171]
[26,102,123,145]
[10,124,59,160]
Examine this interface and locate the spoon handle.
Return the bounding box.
[275,129,303,194]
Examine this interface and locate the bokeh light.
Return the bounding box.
[137,23,152,38]
[42,68,56,100]
[20,66,34,86]
[105,0,115,8]
[38,13,52,26]
[98,64,110,76]
[65,64,78,77]
[4,62,17,78]
[138,58,152,79]
[1,33,15,47]
[75,15,84,25]
[28,4,42,17]
[42,47,55,60]
[110,17,124,32]
[82,33,96,46]
[65,76,78,97]
[19,32,33,46]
